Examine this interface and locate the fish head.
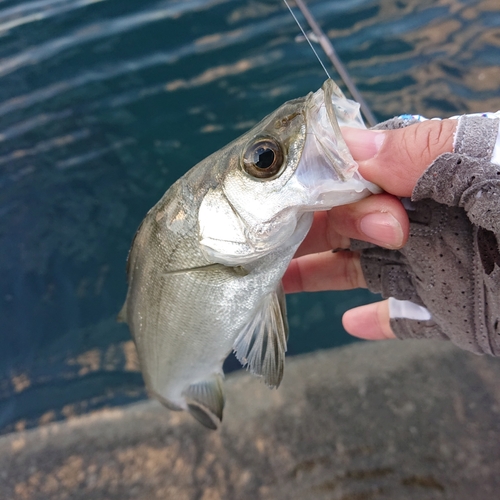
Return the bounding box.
[199,79,380,265]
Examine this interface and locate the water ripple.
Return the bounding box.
[0,0,106,34]
[0,43,278,119]
[0,0,498,435]
[0,109,72,141]
[0,0,230,78]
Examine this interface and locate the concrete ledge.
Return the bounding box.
[2,340,500,499]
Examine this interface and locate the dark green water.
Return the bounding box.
[0,0,499,434]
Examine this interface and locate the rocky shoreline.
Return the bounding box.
[2,340,500,499]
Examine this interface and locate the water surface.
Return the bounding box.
[0,0,499,434]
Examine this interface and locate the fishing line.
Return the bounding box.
[282,0,331,80]
[282,0,377,126]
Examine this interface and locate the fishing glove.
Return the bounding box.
[351,113,500,356]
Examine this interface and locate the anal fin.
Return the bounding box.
[183,374,225,430]
[233,284,289,388]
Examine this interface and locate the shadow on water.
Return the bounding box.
[0,0,499,434]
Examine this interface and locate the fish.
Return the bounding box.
[119,79,379,429]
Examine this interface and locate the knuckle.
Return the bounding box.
[419,120,454,163]
[425,121,444,156]
[342,252,365,289]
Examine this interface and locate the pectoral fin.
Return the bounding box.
[233,284,289,388]
[183,374,225,430]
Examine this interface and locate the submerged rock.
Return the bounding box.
[1,340,500,499]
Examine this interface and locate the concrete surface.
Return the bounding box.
[1,340,500,500]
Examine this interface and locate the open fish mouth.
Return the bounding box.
[295,79,381,209]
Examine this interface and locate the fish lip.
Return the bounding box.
[305,78,359,181]
[294,79,381,209]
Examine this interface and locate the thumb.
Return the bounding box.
[342,300,396,340]
[342,119,457,197]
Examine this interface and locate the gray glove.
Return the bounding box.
[351,114,500,356]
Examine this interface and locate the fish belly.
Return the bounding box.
[129,261,270,410]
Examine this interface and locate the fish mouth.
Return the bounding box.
[295,79,381,209]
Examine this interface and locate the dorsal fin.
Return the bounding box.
[183,374,225,430]
[233,284,289,388]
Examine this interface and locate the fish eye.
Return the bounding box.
[242,137,284,179]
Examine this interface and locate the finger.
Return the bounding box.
[283,249,366,293]
[342,300,397,340]
[342,119,457,197]
[328,193,409,249]
[295,192,409,258]
[294,211,349,258]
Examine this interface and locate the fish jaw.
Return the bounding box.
[293,78,381,210]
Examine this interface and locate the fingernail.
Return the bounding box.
[360,212,403,248]
[342,127,386,161]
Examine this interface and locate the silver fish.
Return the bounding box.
[119,79,379,429]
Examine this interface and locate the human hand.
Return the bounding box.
[282,118,457,340]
